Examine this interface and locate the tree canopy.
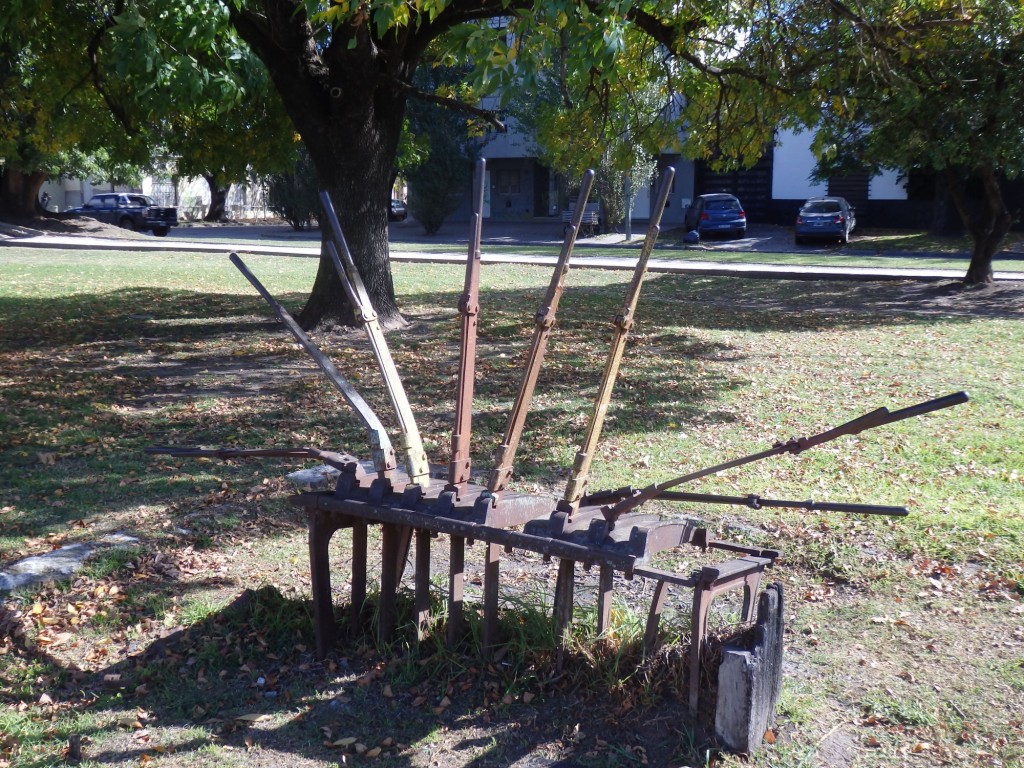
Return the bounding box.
[776,0,1024,283]
[98,3,297,220]
[0,3,150,214]
[213,0,798,328]
[1,0,296,220]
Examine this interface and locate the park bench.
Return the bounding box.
[562,200,599,237]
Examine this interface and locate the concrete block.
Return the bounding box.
[715,583,784,752]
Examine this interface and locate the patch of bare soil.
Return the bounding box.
[881,279,1024,317]
[1,212,152,239]
[692,277,1024,319]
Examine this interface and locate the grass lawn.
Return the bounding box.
[0,246,1022,768]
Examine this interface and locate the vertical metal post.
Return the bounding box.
[596,565,614,637]
[446,536,465,645]
[415,529,431,640]
[447,159,487,496]
[482,543,501,650]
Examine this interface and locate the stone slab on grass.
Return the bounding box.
[0,533,140,595]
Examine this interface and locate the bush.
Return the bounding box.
[266,148,319,230]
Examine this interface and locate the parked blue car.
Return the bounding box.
[795,196,856,244]
[684,193,747,238]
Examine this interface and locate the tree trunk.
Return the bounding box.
[295,92,405,329]
[946,164,1010,286]
[226,1,408,331]
[203,175,230,221]
[928,172,950,236]
[0,166,48,218]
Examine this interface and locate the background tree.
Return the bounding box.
[780,0,1024,285]
[0,3,152,216]
[405,68,478,235]
[98,4,297,222]
[511,29,675,232]
[206,0,793,330]
[266,146,320,230]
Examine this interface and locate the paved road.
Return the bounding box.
[4,221,1023,282]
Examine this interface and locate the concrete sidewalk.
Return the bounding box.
[3,226,1023,283]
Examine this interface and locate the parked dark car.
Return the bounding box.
[67,193,178,236]
[794,196,856,244]
[684,193,747,238]
[388,198,408,222]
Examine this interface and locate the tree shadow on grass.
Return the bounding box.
[65,585,707,768]
[2,272,1001,766]
[1,273,996,545]
[2,513,730,766]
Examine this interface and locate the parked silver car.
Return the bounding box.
[795,196,856,244]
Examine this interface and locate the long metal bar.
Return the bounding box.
[144,445,365,474]
[603,391,969,521]
[229,252,397,477]
[447,159,487,495]
[486,169,597,494]
[554,168,676,522]
[318,192,430,490]
[582,487,909,516]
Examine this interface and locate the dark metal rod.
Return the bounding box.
[229,252,397,476]
[604,391,969,520]
[584,487,908,516]
[144,445,365,473]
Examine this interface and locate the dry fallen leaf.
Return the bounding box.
[234,714,272,723]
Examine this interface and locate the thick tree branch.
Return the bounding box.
[221,0,331,133]
[87,0,133,132]
[395,81,506,130]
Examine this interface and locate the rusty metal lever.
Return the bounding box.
[552,167,676,526]
[229,252,397,479]
[486,169,597,496]
[447,159,487,496]
[318,192,431,491]
[602,391,969,522]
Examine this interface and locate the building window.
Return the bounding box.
[498,170,521,195]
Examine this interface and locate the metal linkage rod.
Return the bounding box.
[447,159,487,496]
[582,486,909,516]
[318,192,431,491]
[553,167,676,524]
[229,252,397,478]
[601,391,969,523]
[144,445,366,475]
[486,169,597,495]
